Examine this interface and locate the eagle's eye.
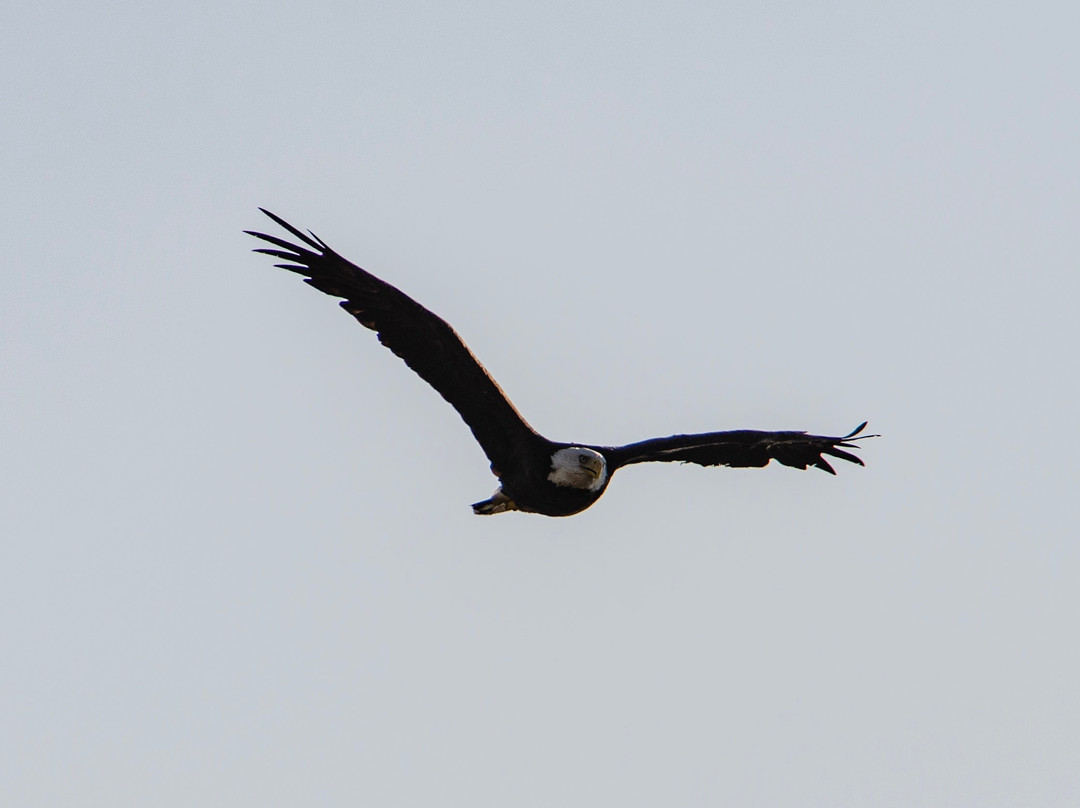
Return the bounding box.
[578,453,589,464]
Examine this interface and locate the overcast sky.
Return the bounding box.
[3,1,1078,805]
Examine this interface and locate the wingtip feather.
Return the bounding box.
[824,446,864,466]
[256,208,325,251]
[841,421,868,439]
[815,457,837,474]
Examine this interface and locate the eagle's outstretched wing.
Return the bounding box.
[602,422,875,475]
[246,209,542,471]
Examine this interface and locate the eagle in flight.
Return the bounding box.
[247,210,875,516]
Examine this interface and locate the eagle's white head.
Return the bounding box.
[547,447,608,491]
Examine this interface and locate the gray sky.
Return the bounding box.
[3,1,1078,805]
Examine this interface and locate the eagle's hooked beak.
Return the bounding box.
[580,457,603,479]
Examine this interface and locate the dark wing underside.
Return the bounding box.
[603,422,875,475]
[246,209,541,470]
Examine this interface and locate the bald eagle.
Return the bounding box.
[247,210,875,517]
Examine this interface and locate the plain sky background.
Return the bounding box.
[3,1,1077,805]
